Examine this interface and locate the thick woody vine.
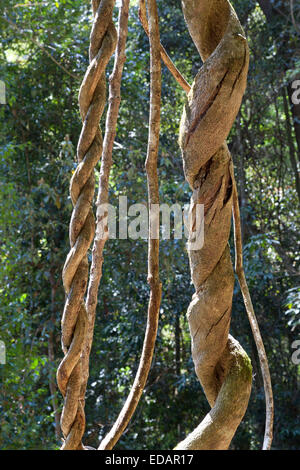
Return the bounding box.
[56,0,274,451]
[57,0,163,450]
[175,0,273,450]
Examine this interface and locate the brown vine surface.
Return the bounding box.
[175,0,253,450]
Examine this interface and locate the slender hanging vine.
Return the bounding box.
[139,0,191,93]
[56,0,117,450]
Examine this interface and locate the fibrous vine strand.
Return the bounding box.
[56,0,117,450]
[138,0,273,448]
[175,0,254,450]
[56,0,273,451]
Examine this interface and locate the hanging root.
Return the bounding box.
[56,0,117,450]
[175,0,260,450]
[232,182,274,450]
[56,0,273,451]
[99,0,162,449]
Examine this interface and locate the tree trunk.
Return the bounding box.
[287,78,300,162]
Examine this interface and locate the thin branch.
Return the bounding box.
[232,180,274,451]
[139,0,191,94]
[2,15,79,80]
[56,0,117,450]
[99,0,162,450]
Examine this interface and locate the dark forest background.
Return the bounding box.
[0,0,299,450]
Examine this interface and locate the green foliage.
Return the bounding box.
[0,0,299,450]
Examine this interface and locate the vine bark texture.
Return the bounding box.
[175,0,253,450]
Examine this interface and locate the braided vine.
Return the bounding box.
[56,0,117,450]
[175,0,253,450]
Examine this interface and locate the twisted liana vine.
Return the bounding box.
[139,0,191,93]
[99,0,162,449]
[56,0,117,450]
[138,0,273,449]
[175,0,258,450]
